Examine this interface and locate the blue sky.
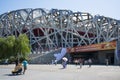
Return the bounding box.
[0,0,120,20]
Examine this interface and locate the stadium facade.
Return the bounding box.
[0,8,120,64]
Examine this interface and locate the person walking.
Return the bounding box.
[62,57,68,69]
[105,58,109,66]
[22,60,28,74]
[79,58,83,69]
[88,58,92,67]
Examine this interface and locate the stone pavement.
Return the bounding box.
[0,64,120,80]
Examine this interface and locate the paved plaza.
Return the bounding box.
[0,64,120,80]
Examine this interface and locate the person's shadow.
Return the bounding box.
[59,67,66,69]
[4,73,22,76]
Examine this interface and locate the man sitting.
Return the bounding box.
[12,62,23,75]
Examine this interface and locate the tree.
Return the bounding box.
[0,37,6,59]
[0,36,15,59]
[5,36,16,57]
[0,34,31,61]
[14,34,31,60]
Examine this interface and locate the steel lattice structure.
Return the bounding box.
[0,8,120,53]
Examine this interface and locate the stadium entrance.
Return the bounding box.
[67,41,116,65]
[69,50,114,65]
[69,51,98,64]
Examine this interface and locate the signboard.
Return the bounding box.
[67,41,116,53]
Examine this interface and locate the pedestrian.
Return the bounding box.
[74,59,79,66]
[5,59,8,65]
[22,60,28,74]
[79,58,83,69]
[105,58,109,66]
[15,59,19,66]
[12,61,23,75]
[54,60,57,65]
[51,60,54,64]
[88,58,92,67]
[62,57,68,69]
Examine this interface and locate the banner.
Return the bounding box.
[54,48,67,62]
[67,41,116,53]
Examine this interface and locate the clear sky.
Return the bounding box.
[0,0,120,20]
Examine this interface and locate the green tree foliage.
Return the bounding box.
[0,34,30,60]
[6,36,16,57]
[0,38,6,59]
[14,34,31,59]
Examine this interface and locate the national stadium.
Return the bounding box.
[0,8,120,64]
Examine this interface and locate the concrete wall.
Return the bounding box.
[29,49,61,64]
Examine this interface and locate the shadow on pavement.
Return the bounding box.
[4,74,22,76]
[59,67,67,69]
